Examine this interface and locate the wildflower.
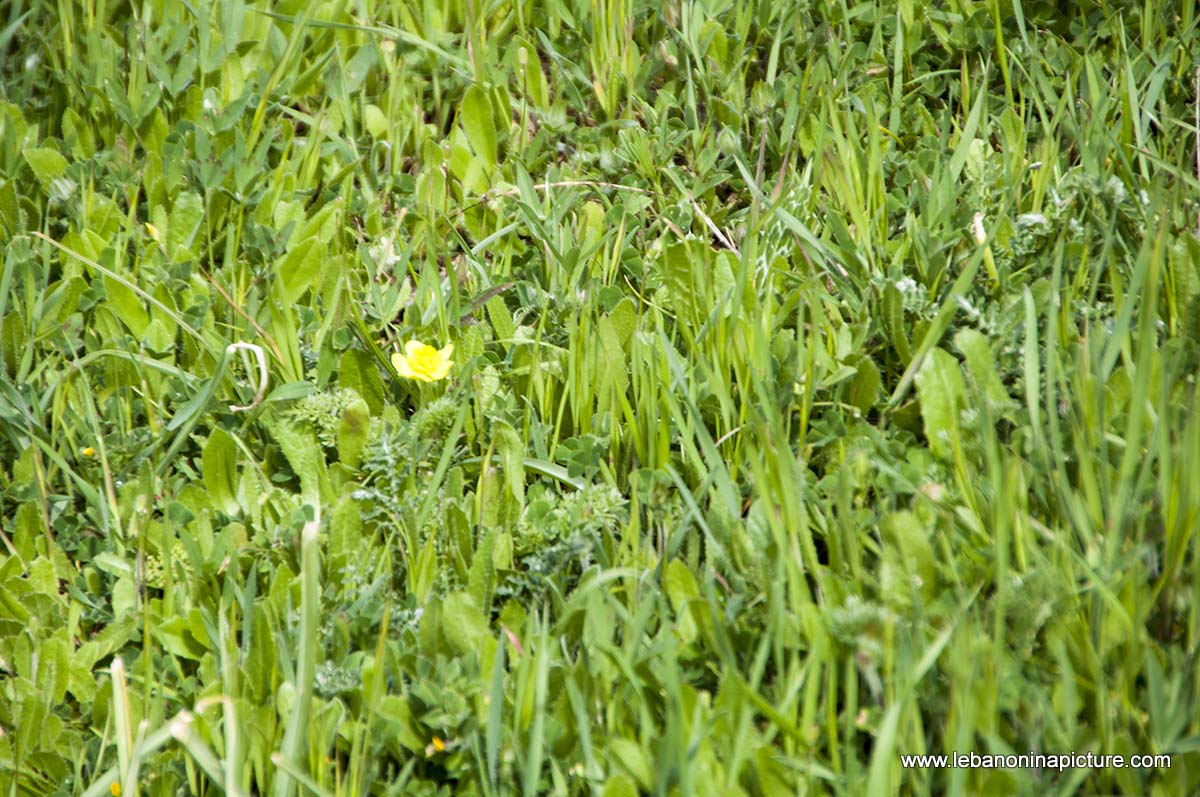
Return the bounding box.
[391,341,454,383]
[110,782,121,796]
[82,447,95,457]
[425,735,449,756]
[145,222,160,242]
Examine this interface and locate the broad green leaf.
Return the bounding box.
[112,576,136,618]
[364,104,388,138]
[954,329,1013,410]
[441,590,489,656]
[914,347,965,462]
[597,313,628,396]
[201,427,240,515]
[278,236,323,304]
[495,420,525,505]
[338,349,385,415]
[517,40,549,109]
[881,511,939,600]
[375,696,426,753]
[663,559,699,645]
[412,536,437,602]
[265,381,319,404]
[23,147,69,190]
[602,774,639,797]
[92,552,135,579]
[522,458,585,490]
[36,276,86,336]
[461,84,497,167]
[103,276,150,337]
[609,738,653,791]
[153,616,206,660]
[168,191,205,262]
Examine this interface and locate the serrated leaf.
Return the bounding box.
[337,396,370,469]
[0,179,20,240]
[143,318,175,353]
[608,297,638,348]
[848,358,882,413]
[328,495,361,578]
[468,528,497,610]
[264,412,329,511]
[487,295,516,346]
[882,282,912,364]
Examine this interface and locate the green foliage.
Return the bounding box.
[2,0,1200,795]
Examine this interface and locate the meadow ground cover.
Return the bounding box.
[1,0,1199,795]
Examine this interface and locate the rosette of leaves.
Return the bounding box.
[498,484,628,606]
[355,395,461,548]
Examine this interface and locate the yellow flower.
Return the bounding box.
[145,222,160,242]
[391,341,454,382]
[82,447,95,457]
[110,782,121,797]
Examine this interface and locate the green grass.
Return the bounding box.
[1,0,1199,795]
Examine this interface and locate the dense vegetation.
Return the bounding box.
[2,0,1199,795]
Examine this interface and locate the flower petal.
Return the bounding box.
[392,351,416,378]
